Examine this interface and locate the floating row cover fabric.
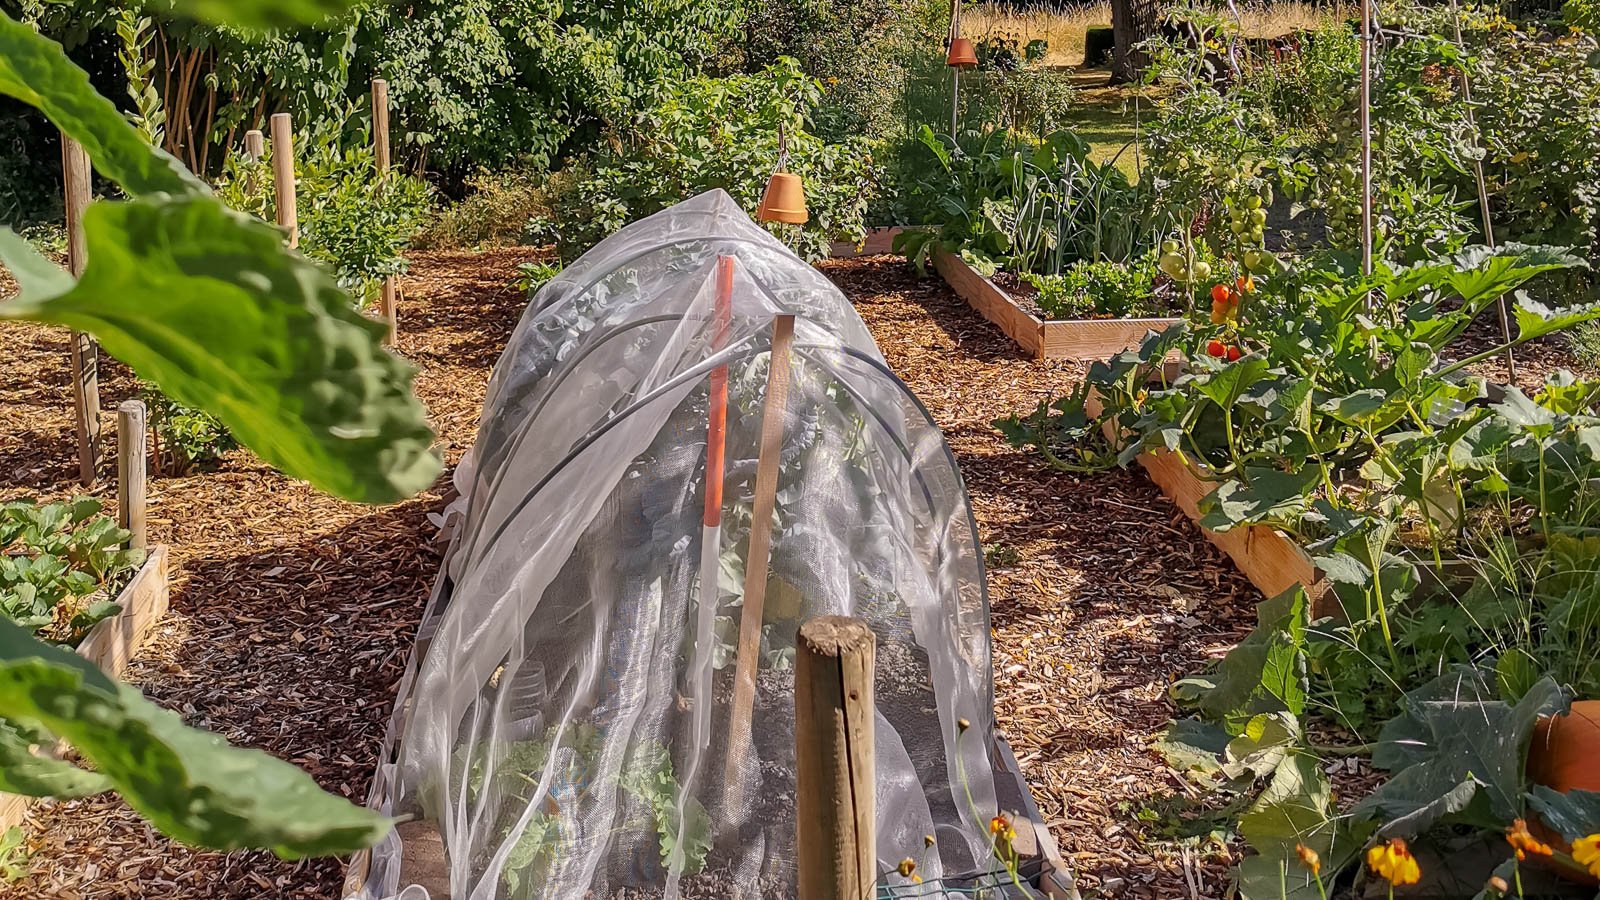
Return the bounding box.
[359,191,1002,899]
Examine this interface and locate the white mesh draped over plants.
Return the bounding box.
[359,191,1005,899]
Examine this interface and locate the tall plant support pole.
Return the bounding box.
[117,400,148,552]
[722,312,797,813]
[689,257,734,772]
[1358,0,1375,278]
[372,79,399,345]
[270,112,299,248]
[1449,2,1517,380]
[794,616,876,900]
[949,0,962,137]
[62,135,101,486]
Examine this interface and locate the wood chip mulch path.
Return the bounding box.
[1,249,1262,899]
[818,257,1258,898]
[0,248,542,899]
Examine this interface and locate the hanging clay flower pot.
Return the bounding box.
[758,171,808,225]
[947,37,978,68]
[1527,700,1600,885]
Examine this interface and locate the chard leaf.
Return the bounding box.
[0,718,109,798]
[0,14,202,198]
[0,617,390,858]
[0,197,440,504]
[169,0,366,30]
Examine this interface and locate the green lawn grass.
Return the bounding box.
[1058,69,1154,183]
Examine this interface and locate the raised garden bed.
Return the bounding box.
[1083,390,1328,611]
[827,226,906,259]
[0,544,170,831]
[932,248,1182,361]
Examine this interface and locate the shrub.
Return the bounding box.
[530,58,878,263]
[214,130,433,305]
[141,385,238,475]
[414,168,552,250]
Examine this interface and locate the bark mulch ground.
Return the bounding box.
[0,250,1260,899]
[0,248,541,899]
[818,257,1258,898]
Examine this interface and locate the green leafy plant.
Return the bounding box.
[0,497,139,644]
[0,0,429,860]
[141,385,238,475]
[529,57,878,263]
[1021,254,1182,320]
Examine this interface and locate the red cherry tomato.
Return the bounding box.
[1206,340,1227,358]
[1210,284,1231,305]
[1227,345,1243,361]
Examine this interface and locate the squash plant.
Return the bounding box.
[0,0,432,861]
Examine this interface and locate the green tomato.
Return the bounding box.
[1230,220,1247,235]
[1245,195,1262,210]
[1159,253,1186,278]
[1249,208,1268,226]
[1191,260,1212,282]
[1161,239,1180,254]
[1243,249,1263,270]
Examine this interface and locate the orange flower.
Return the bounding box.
[1506,819,1554,859]
[1366,838,1421,886]
[1296,843,1321,877]
[1572,834,1600,878]
[989,813,1017,843]
[1236,275,1256,294]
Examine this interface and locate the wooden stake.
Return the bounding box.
[269,112,298,248]
[722,314,797,808]
[371,79,398,344]
[243,128,265,198]
[1358,0,1374,278]
[117,400,148,552]
[244,128,264,162]
[795,616,876,900]
[62,134,100,487]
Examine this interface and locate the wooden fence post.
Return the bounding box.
[269,113,298,248]
[371,78,398,345]
[117,400,147,552]
[795,616,877,900]
[62,134,101,487]
[243,128,265,198]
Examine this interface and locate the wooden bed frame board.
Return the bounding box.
[932,248,1181,361]
[1083,390,1331,612]
[0,544,170,831]
[827,226,906,259]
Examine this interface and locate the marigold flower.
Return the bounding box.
[1573,834,1600,878]
[1506,819,1554,858]
[1366,838,1421,886]
[1295,843,1321,876]
[989,813,1017,843]
[898,857,917,878]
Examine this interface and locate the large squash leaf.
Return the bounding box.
[1171,587,1308,734]
[1357,669,1566,834]
[0,199,440,504]
[0,617,390,858]
[0,14,201,198]
[0,719,109,798]
[1525,786,1600,844]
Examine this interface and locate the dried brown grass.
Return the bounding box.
[964,1,1348,67]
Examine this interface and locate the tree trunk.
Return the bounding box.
[1110,0,1162,84]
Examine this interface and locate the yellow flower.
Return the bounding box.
[1573,834,1600,878]
[1296,843,1321,877]
[897,857,917,878]
[989,813,1017,843]
[1507,819,1554,859]
[1366,838,1421,886]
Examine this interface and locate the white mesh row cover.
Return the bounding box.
[356,191,1005,899]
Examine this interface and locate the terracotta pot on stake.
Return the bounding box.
[947,38,977,137]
